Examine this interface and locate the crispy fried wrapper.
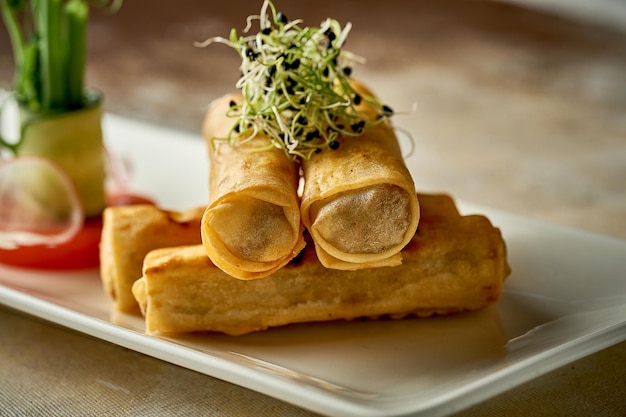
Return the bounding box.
[100,204,203,313]
[300,80,420,270]
[201,94,305,280]
[132,194,510,336]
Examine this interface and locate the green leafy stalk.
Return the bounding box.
[1,1,118,218]
[64,0,88,108]
[34,0,66,109]
[0,0,98,114]
[1,1,26,102]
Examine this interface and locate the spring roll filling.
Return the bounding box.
[205,197,294,262]
[309,184,412,254]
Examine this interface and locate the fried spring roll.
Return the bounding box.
[300,81,419,270]
[201,94,305,280]
[133,194,510,336]
[100,204,203,313]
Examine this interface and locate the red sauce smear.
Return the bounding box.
[0,193,154,270]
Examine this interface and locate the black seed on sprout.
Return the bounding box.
[299,96,307,105]
[351,121,365,133]
[276,11,288,24]
[229,100,236,108]
[234,124,241,133]
[324,28,336,41]
[331,56,338,66]
[328,140,340,150]
[382,104,394,115]
[297,115,307,125]
[342,67,352,76]
[322,67,329,77]
[336,123,344,130]
[245,48,257,60]
[268,65,276,76]
[285,80,297,95]
[353,94,361,105]
[261,27,271,35]
[305,130,318,141]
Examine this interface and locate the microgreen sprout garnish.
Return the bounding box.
[195,0,394,160]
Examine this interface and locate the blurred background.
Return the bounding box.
[1,0,625,239]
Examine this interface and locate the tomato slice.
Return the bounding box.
[106,192,154,207]
[0,216,103,270]
[0,192,154,270]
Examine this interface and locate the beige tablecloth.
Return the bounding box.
[1,1,625,416]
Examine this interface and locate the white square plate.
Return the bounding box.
[1,115,625,417]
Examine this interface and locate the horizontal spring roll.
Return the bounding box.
[201,94,305,280]
[300,80,420,270]
[133,194,510,336]
[100,204,204,313]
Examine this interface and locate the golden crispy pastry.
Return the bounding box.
[300,80,419,270]
[100,204,203,313]
[201,94,305,280]
[133,194,510,336]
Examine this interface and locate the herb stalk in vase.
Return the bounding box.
[0,0,121,269]
[1,0,106,218]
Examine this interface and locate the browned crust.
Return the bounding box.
[133,193,510,335]
[100,204,203,313]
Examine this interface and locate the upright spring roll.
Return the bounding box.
[300,81,420,270]
[201,94,305,280]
